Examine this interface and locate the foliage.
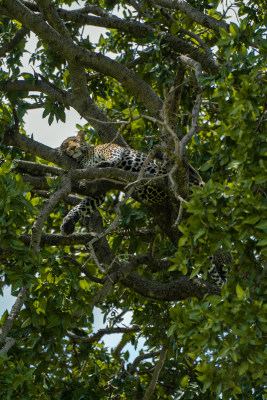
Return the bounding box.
[0,0,266,399]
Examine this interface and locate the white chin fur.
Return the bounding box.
[72,151,82,159]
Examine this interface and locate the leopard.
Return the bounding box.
[58,132,229,287]
[58,131,203,236]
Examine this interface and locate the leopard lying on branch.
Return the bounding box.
[57,131,228,287]
[58,131,203,236]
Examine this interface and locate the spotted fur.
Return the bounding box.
[208,251,231,287]
[60,195,105,236]
[59,132,203,235]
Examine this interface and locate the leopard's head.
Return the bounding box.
[58,131,90,162]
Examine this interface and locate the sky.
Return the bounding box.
[1,0,239,350]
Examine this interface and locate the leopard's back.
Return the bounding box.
[59,133,164,175]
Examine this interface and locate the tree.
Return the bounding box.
[0,0,266,398]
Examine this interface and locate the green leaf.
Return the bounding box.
[180,375,189,388]
[46,315,59,329]
[178,236,188,246]
[187,352,197,360]
[244,215,260,224]
[229,23,239,37]
[21,317,31,328]
[219,27,231,39]
[193,228,205,241]
[46,177,54,187]
[239,361,249,375]
[254,174,267,184]
[79,279,91,291]
[233,384,243,394]
[236,284,245,300]
[255,220,267,230]
[257,239,267,246]
[202,380,212,392]
[190,266,200,278]
[0,310,8,324]
[206,295,222,306]
[167,324,177,337]
[170,22,180,35]
[98,34,106,46]
[231,350,238,362]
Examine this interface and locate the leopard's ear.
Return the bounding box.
[77,130,86,142]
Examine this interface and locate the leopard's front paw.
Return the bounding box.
[60,218,76,235]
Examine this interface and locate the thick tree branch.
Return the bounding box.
[177,56,203,152]
[122,270,221,300]
[148,0,229,32]
[15,159,64,175]
[159,7,212,55]
[132,254,173,272]
[35,0,70,38]
[89,252,140,307]
[20,233,95,246]
[21,175,56,191]
[0,78,71,104]
[0,337,16,355]
[33,191,81,205]
[166,61,185,130]
[21,174,123,198]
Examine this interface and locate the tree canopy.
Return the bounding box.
[0,0,266,399]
